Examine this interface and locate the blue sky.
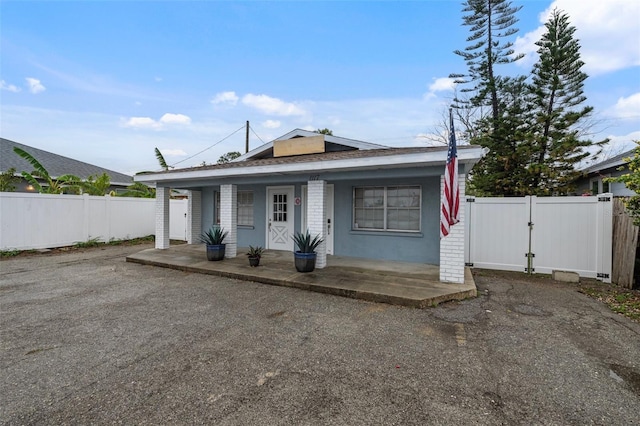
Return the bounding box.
[1,0,639,175]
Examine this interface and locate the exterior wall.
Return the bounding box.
[201,187,216,234]
[191,169,446,264]
[575,166,635,197]
[332,176,441,264]
[186,190,201,244]
[237,185,267,248]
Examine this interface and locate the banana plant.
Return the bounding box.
[13,147,80,194]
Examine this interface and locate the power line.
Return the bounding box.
[171,124,246,167]
[249,125,267,145]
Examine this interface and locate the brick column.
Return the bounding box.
[220,184,237,258]
[155,186,170,249]
[187,190,202,245]
[439,175,465,283]
[307,180,327,269]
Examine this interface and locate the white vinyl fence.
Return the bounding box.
[465,194,613,282]
[0,193,188,251]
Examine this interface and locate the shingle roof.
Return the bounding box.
[1,138,133,185]
[582,148,635,173]
[139,145,477,176]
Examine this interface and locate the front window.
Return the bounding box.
[353,185,421,232]
[216,190,254,226]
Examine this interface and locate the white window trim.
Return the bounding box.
[352,185,422,233]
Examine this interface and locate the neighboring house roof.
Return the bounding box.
[136,144,486,184]
[234,129,388,162]
[1,138,133,186]
[582,149,634,174]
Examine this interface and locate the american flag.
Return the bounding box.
[440,109,459,239]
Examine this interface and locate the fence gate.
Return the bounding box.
[466,194,612,282]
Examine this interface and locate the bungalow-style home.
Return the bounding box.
[135,129,485,283]
[576,148,635,196]
[0,138,133,193]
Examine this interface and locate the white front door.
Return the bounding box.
[302,184,334,255]
[266,186,294,251]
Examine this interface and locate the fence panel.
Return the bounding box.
[533,196,602,278]
[0,193,187,251]
[467,194,612,282]
[466,197,530,272]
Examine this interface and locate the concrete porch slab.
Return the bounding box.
[126,244,476,308]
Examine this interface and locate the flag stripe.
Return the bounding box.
[440,109,459,239]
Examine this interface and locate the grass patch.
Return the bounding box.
[0,235,168,259]
[1,249,22,258]
[73,237,102,248]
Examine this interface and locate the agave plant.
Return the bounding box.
[246,245,264,258]
[292,230,324,253]
[199,226,228,245]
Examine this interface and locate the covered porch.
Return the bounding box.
[126,244,477,308]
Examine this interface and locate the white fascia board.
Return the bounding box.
[135,147,486,184]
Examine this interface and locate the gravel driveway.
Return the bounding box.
[1,244,639,425]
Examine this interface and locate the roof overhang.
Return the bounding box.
[135,146,487,184]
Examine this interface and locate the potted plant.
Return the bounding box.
[246,245,264,267]
[292,230,324,273]
[199,226,228,261]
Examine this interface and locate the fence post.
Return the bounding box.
[83,193,90,242]
[527,196,535,274]
[465,196,475,267]
[597,193,613,283]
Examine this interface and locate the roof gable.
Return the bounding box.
[234,129,389,161]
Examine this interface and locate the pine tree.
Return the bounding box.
[450,0,524,123]
[528,9,607,195]
[468,76,535,196]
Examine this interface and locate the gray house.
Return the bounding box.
[577,149,635,196]
[1,138,133,192]
[135,129,485,283]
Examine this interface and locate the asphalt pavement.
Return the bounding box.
[1,244,639,425]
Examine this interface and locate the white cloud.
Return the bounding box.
[211,91,239,105]
[0,80,21,92]
[25,77,46,94]
[242,93,306,116]
[123,113,192,129]
[611,93,640,119]
[123,116,160,129]
[160,148,188,156]
[515,0,640,75]
[160,113,191,125]
[262,119,281,129]
[424,77,457,99]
